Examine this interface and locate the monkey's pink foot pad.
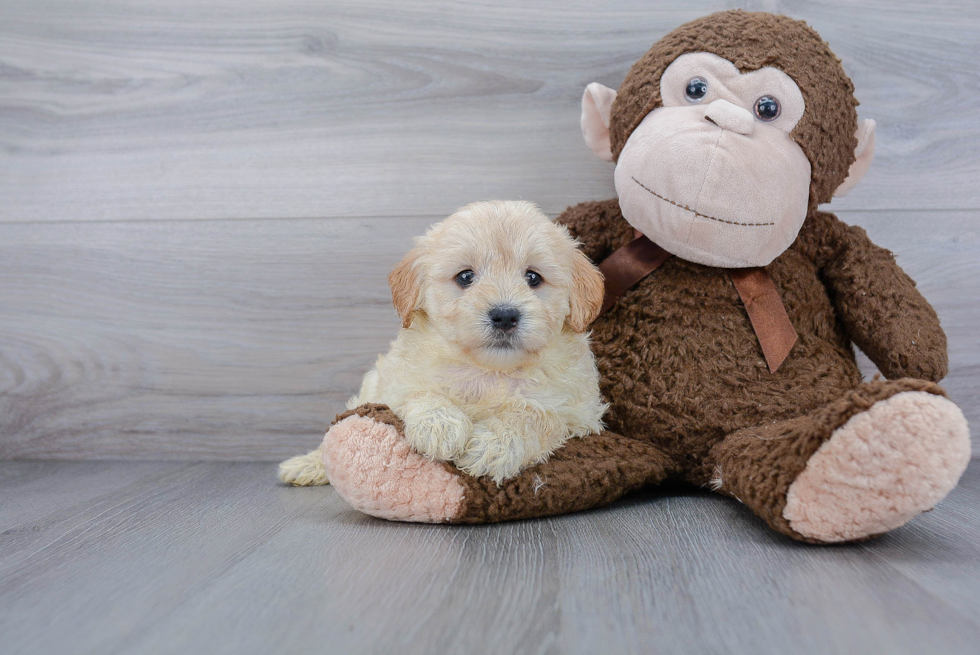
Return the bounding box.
[784,391,971,543]
[321,415,465,522]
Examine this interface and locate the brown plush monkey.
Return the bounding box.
[317,10,971,543]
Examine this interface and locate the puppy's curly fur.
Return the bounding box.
[280,201,607,485]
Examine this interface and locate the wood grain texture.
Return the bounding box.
[1,210,977,459]
[0,460,188,531]
[1,460,978,654]
[0,0,978,223]
[0,216,431,459]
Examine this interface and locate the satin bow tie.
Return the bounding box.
[596,234,798,373]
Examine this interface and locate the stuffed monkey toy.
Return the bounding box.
[316,10,971,543]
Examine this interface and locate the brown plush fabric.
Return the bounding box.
[610,10,859,213]
[555,202,949,476]
[333,403,404,434]
[449,431,675,523]
[795,213,948,381]
[559,199,636,264]
[700,378,947,542]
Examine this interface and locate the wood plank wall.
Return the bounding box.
[1,0,978,459]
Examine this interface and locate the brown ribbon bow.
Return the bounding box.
[597,235,798,373]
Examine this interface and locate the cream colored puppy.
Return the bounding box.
[280,200,607,485]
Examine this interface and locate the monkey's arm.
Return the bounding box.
[797,211,948,382]
[555,199,635,264]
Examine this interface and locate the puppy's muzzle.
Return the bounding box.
[488,305,521,333]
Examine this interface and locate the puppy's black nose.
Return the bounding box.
[489,306,521,332]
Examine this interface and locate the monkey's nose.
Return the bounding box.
[704,99,755,136]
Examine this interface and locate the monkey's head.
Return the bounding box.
[581,10,875,268]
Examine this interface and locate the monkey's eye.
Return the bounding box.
[525,270,543,288]
[754,96,781,121]
[455,270,476,288]
[685,77,708,102]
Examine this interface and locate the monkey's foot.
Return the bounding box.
[322,405,466,522]
[784,391,971,542]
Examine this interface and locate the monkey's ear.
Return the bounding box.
[833,119,876,198]
[388,248,423,329]
[568,250,605,332]
[581,83,617,162]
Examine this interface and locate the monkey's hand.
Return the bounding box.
[803,212,948,382]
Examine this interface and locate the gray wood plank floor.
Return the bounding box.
[1,460,978,655]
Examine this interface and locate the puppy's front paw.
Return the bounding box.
[403,404,472,461]
[456,420,528,484]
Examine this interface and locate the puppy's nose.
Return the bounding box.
[488,306,521,332]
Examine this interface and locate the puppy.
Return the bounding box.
[279,200,607,485]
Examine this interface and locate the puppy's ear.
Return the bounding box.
[568,250,605,332]
[388,248,422,328]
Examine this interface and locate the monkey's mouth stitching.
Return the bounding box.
[631,177,775,227]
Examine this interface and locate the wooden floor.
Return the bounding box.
[1,460,978,654]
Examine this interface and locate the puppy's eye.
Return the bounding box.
[455,269,475,288]
[525,270,543,288]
